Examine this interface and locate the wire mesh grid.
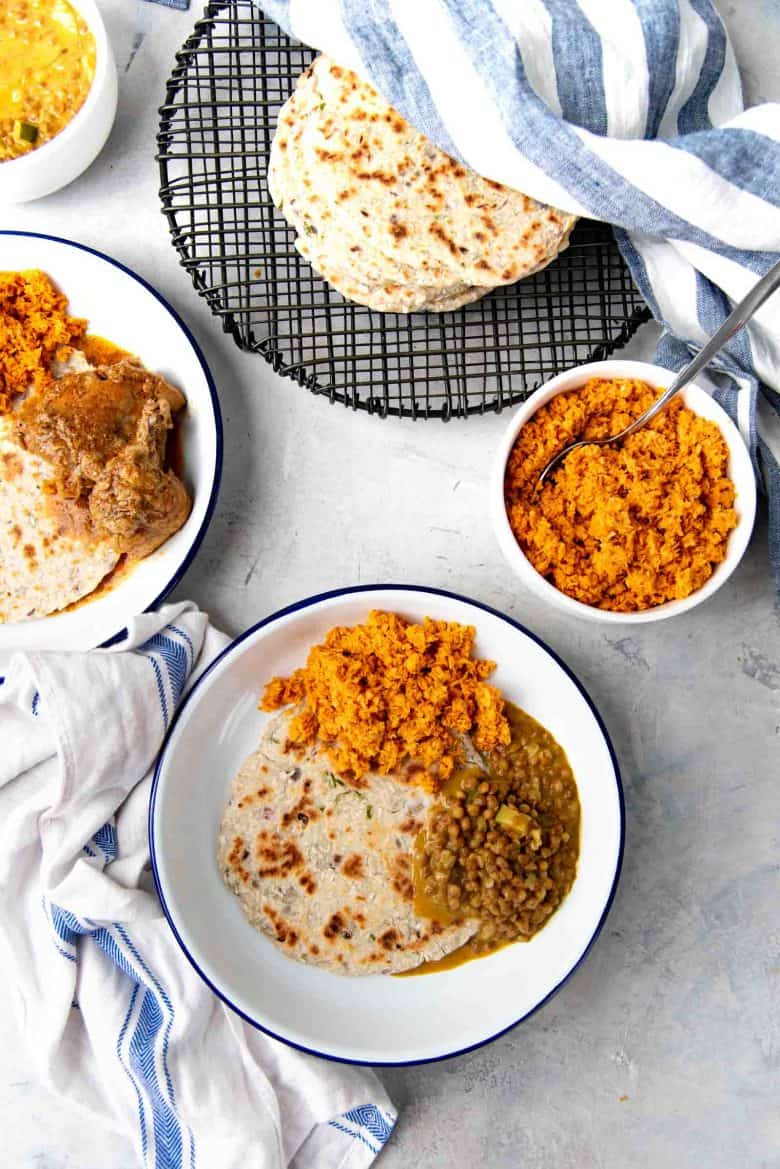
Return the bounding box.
[158,1,651,420]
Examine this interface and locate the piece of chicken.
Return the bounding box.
[11,358,190,558]
[12,359,186,498]
[89,397,191,559]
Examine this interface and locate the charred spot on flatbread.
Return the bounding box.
[1,449,23,479]
[341,853,364,879]
[254,830,304,878]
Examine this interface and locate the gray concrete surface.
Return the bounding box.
[1,1,778,1166]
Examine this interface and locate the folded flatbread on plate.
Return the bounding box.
[0,433,118,623]
[218,711,477,976]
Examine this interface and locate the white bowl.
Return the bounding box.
[491,360,757,624]
[0,230,222,652]
[150,585,624,1065]
[0,0,118,204]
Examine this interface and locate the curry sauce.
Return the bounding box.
[77,334,131,367]
[402,703,581,975]
[0,0,96,162]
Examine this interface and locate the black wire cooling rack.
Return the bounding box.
[157,1,651,420]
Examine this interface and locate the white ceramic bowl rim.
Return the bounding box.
[0,0,110,174]
[0,228,224,646]
[148,583,626,1067]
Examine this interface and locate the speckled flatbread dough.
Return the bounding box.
[294,232,488,313]
[0,432,118,623]
[268,55,577,311]
[272,110,486,311]
[218,711,478,976]
[269,60,488,310]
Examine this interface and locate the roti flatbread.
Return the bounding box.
[218,711,478,976]
[294,231,487,313]
[268,55,577,311]
[0,434,118,623]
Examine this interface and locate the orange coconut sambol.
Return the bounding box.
[504,377,738,612]
[260,610,511,784]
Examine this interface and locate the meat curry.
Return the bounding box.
[11,359,191,559]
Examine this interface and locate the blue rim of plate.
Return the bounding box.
[149,583,625,1067]
[0,230,223,648]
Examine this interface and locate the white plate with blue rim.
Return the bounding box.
[150,584,624,1065]
[0,231,222,652]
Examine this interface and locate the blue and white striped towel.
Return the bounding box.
[0,602,395,1169]
[261,0,780,589]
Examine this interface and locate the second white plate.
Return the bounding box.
[0,231,222,652]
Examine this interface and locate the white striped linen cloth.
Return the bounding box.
[0,603,396,1169]
[260,0,780,589]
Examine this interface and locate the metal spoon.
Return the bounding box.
[537,257,780,489]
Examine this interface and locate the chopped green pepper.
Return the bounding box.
[14,121,38,144]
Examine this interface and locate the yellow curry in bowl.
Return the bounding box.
[0,0,96,162]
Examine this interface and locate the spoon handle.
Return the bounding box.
[616,256,780,440]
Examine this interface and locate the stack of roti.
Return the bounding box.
[218,711,478,976]
[268,55,577,313]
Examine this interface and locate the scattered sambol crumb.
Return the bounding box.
[0,270,87,412]
[260,610,511,781]
[504,377,737,612]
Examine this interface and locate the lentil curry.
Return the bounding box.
[408,703,580,973]
[0,0,96,163]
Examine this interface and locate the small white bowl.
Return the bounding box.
[0,0,118,204]
[491,359,757,624]
[151,585,624,1065]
